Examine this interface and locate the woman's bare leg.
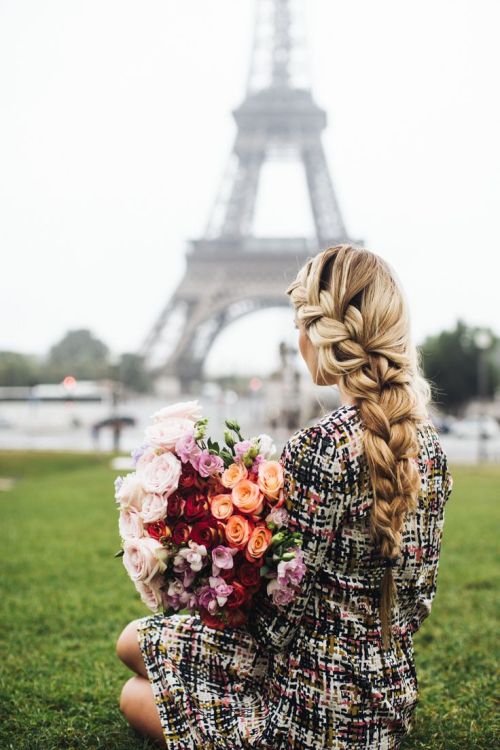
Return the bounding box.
[119,674,166,747]
[116,618,148,678]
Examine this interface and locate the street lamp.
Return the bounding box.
[473,329,492,463]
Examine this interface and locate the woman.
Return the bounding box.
[116,244,454,749]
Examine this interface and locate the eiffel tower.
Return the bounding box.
[139,0,360,389]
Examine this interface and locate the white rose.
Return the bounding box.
[144,418,195,451]
[139,493,169,524]
[150,400,203,423]
[123,537,168,583]
[141,451,181,497]
[256,433,276,459]
[118,508,145,539]
[134,577,163,612]
[136,446,158,470]
[115,472,145,511]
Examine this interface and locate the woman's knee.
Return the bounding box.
[116,619,145,674]
[119,675,166,746]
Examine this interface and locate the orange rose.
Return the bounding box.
[225,514,253,550]
[210,493,234,520]
[231,479,264,515]
[245,523,272,562]
[221,461,248,489]
[257,460,284,499]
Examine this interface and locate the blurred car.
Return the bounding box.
[449,416,500,439]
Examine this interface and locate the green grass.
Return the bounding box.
[0,451,498,749]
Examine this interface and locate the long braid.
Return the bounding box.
[286,244,431,649]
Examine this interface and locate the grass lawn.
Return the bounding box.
[0,450,498,749]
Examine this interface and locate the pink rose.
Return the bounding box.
[208,576,234,607]
[139,493,169,524]
[234,440,253,459]
[175,433,202,465]
[277,549,306,586]
[265,506,290,530]
[123,537,169,583]
[118,508,145,539]
[150,400,203,423]
[144,418,195,451]
[134,577,163,612]
[266,578,295,606]
[211,545,238,576]
[141,452,181,497]
[115,472,145,511]
[197,450,224,478]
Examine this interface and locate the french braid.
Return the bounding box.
[286,245,432,649]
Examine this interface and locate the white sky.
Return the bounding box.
[1,0,499,376]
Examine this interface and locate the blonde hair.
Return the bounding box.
[286,244,432,649]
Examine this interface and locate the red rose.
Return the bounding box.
[200,608,225,629]
[184,492,209,521]
[246,583,261,598]
[225,607,248,627]
[238,561,261,587]
[179,465,197,489]
[167,492,185,518]
[226,580,248,609]
[145,520,167,541]
[190,517,219,548]
[172,521,191,545]
[219,566,237,583]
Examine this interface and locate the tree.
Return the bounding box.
[44,329,110,381]
[420,319,499,414]
[0,351,40,386]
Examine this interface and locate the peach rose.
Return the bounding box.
[257,460,284,499]
[245,524,273,562]
[231,479,264,515]
[210,493,234,520]
[221,461,248,489]
[225,514,253,550]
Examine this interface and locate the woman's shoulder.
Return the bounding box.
[283,403,361,461]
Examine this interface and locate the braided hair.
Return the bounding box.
[286,244,432,649]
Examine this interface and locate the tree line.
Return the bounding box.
[0,319,498,414]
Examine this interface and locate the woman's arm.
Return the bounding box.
[408,452,454,634]
[246,425,338,653]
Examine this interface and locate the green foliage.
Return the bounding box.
[44,328,110,381]
[0,351,40,387]
[0,452,498,749]
[420,319,499,412]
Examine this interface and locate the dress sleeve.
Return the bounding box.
[408,449,454,634]
[246,425,338,653]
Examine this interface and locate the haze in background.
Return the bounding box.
[1,0,498,376]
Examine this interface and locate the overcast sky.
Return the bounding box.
[1,0,498,376]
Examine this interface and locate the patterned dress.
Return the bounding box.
[136,402,454,749]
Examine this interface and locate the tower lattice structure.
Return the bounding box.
[139,0,360,387]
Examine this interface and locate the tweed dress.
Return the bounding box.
[136,402,454,749]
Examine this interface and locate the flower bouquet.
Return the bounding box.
[114,400,306,629]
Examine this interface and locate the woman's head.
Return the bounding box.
[286,244,432,648]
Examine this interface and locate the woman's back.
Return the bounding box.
[246,402,453,748]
